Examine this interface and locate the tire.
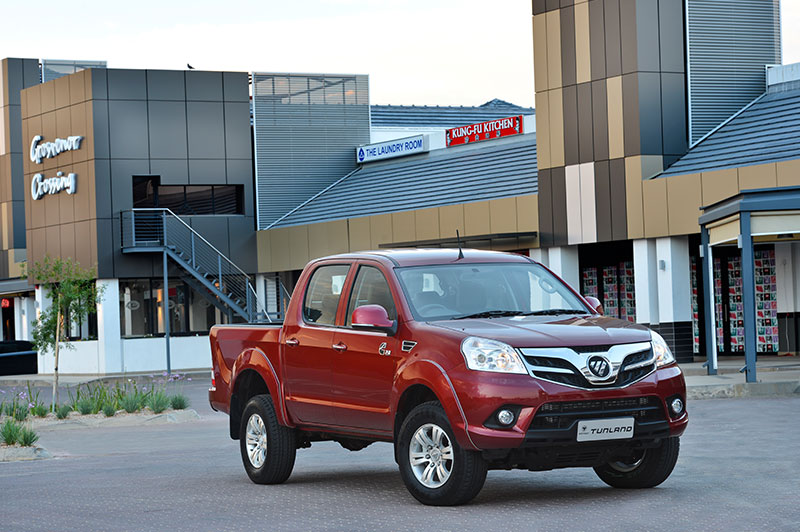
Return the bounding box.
[239,394,296,484]
[594,437,680,489]
[397,401,487,506]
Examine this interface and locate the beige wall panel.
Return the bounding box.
[777,158,800,188]
[536,90,551,169]
[58,181,75,225]
[549,88,565,167]
[69,70,87,104]
[307,223,328,263]
[0,60,6,107]
[369,214,393,249]
[0,157,9,204]
[516,194,539,233]
[22,115,41,177]
[414,207,440,241]
[438,204,465,240]
[701,168,738,206]
[43,183,61,228]
[89,219,98,268]
[28,173,45,230]
[574,1,592,84]
[533,14,549,92]
[1,109,9,155]
[643,178,669,238]
[326,220,350,255]
[392,211,416,244]
[489,197,518,234]
[54,107,73,166]
[707,217,739,246]
[40,81,56,115]
[666,173,702,235]
[0,203,8,248]
[546,10,562,89]
[348,216,371,252]
[752,212,800,235]
[29,228,45,266]
[84,100,95,162]
[624,156,645,239]
[59,223,76,261]
[269,227,292,272]
[607,76,624,159]
[464,201,491,236]
[288,225,310,269]
[24,84,41,118]
[45,225,61,258]
[257,230,272,273]
[54,76,70,110]
[41,111,57,172]
[70,103,89,164]
[738,162,777,191]
[73,161,92,222]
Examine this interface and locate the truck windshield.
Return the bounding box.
[396,262,589,321]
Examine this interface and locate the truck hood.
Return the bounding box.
[429,314,651,348]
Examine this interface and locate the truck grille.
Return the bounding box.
[531,396,664,430]
[522,348,656,389]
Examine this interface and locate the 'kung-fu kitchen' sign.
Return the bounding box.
[446,115,523,147]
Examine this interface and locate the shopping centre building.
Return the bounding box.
[0,0,797,381]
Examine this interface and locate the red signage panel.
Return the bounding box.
[446,115,523,147]
[1,298,10,308]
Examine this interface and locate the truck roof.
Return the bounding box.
[321,248,534,267]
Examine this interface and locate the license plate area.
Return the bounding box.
[576,417,634,442]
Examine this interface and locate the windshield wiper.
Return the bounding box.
[453,310,524,320]
[524,309,589,316]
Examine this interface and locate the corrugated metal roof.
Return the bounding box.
[269,134,538,228]
[660,88,800,178]
[370,99,535,128]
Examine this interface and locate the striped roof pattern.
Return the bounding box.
[370,99,535,128]
[661,88,800,177]
[270,134,538,228]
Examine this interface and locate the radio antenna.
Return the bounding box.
[456,230,464,260]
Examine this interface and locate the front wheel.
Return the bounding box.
[594,437,680,489]
[397,402,487,506]
[239,394,296,484]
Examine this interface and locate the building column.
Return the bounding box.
[13,296,36,341]
[96,279,122,375]
[546,246,579,291]
[255,273,267,315]
[633,239,659,325]
[34,285,52,374]
[651,236,693,363]
[701,229,718,375]
[740,214,757,383]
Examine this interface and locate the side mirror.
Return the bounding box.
[584,296,603,315]
[352,304,397,335]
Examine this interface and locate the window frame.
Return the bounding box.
[344,264,398,328]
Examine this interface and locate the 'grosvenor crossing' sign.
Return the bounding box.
[446,116,523,147]
[30,135,83,164]
[31,171,77,200]
[356,135,429,163]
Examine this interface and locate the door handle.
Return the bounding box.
[286,338,299,347]
[332,342,348,352]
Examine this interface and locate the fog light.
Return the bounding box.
[497,409,515,426]
[670,397,684,416]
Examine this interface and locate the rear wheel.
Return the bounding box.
[239,394,296,484]
[594,437,680,488]
[397,402,487,506]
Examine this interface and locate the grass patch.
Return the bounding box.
[31,404,49,418]
[12,405,29,422]
[102,403,116,417]
[18,427,39,447]
[55,404,71,420]
[169,394,189,410]
[1,419,21,445]
[147,391,170,414]
[75,398,93,415]
[120,393,141,413]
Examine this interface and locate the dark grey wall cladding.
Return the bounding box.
[658,0,685,73]
[550,166,568,247]
[609,158,627,240]
[560,6,576,87]
[637,72,663,155]
[622,73,641,156]
[589,0,607,81]
[634,0,660,72]
[91,69,255,279]
[577,82,593,163]
[563,85,579,165]
[593,160,612,242]
[661,73,687,156]
[538,168,553,248]
[604,0,622,78]
[591,80,609,160]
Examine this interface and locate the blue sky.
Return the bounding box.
[0,0,797,108]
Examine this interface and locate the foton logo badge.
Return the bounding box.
[587,356,611,378]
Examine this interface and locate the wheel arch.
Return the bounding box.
[230,348,292,439]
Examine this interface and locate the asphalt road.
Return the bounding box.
[1,383,799,532]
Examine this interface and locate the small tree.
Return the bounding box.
[27,256,104,411]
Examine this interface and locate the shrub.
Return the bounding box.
[13,405,29,422]
[75,398,93,415]
[18,427,39,447]
[102,403,116,417]
[55,404,71,419]
[1,419,21,445]
[31,404,49,418]
[120,393,140,413]
[169,394,189,410]
[148,391,170,414]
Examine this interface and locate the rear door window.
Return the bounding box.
[303,265,350,326]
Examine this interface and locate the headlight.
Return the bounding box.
[460,337,527,374]
[651,331,675,367]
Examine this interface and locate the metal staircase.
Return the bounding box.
[120,208,269,323]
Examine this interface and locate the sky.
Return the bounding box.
[0,0,798,109]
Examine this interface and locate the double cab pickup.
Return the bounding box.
[209,249,688,505]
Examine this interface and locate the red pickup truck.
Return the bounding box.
[209,249,687,505]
